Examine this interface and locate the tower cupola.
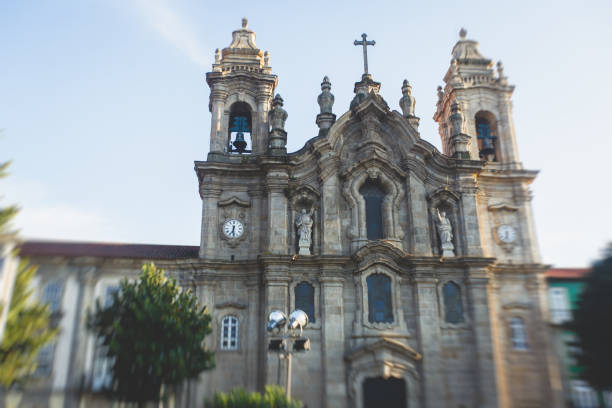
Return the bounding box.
[206,19,278,158]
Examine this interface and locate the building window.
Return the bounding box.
[360,180,385,240]
[294,282,315,323]
[443,281,464,324]
[42,280,64,315]
[221,315,239,350]
[35,343,55,376]
[92,284,119,391]
[366,274,393,323]
[548,287,571,324]
[602,389,612,408]
[510,317,528,350]
[571,380,598,408]
[228,102,252,154]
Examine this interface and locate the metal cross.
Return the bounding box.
[354,33,376,75]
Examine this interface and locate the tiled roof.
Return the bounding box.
[19,240,199,260]
[545,268,591,279]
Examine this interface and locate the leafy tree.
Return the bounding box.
[571,245,612,390]
[0,160,19,233]
[0,157,57,388]
[205,386,303,408]
[88,263,215,405]
[0,259,58,387]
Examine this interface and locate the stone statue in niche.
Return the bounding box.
[436,208,455,257]
[295,208,314,255]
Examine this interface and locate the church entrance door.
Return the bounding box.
[362,376,406,408]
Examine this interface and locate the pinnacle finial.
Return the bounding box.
[459,28,467,39]
[242,18,248,28]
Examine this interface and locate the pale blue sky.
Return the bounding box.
[1,0,610,267]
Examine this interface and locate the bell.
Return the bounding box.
[232,132,247,153]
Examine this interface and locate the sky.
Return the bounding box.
[0,0,610,267]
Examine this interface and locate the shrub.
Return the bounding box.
[205,385,302,408]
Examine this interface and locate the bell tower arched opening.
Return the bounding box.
[227,102,253,154]
[475,111,499,162]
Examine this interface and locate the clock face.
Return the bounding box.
[497,225,517,243]
[223,219,244,239]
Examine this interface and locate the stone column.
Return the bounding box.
[209,89,228,153]
[466,268,498,408]
[262,263,290,387]
[265,169,289,254]
[248,188,265,259]
[406,171,431,255]
[413,269,444,408]
[246,275,261,390]
[199,186,222,259]
[320,273,347,408]
[497,96,520,167]
[460,185,484,256]
[319,155,342,255]
[195,280,216,403]
[254,90,272,154]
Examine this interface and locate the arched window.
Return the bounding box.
[294,282,315,323]
[366,274,393,323]
[360,180,385,240]
[510,317,528,350]
[221,315,239,350]
[443,281,464,324]
[475,112,498,162]
[228,102,252,154]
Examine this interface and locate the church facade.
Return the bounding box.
[3,20,562,408]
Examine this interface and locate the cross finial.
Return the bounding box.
[354,33,376,75]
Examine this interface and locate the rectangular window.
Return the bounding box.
[42,280,64,315]
[92,284,119,391]
[549,287,571,324]
[35,343,55,376]
[510,317,528,350]
[571,380,598,408]
[220,316,239,351]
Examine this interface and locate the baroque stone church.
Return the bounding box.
[3,20,563,408]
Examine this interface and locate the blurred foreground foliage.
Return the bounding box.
[571,245,612,390]
[88,263,215,404]
[205,386,302,408]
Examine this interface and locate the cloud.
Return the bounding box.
[128,0,209,68]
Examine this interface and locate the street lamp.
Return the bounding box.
[266,309,311,399]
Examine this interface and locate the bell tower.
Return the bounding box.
[206,18,277,158]
[434,29,520,167]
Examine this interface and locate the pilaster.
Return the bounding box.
[265,169,289,254]
[406,172,432,255]
[318,155,342,255]
[466,268,498,407]
[320,272,347,408]
[199,187,222,259]
[413,268,444,408]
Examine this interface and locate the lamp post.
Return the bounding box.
[267,309,311,399]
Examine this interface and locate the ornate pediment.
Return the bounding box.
[345,337,422,363]
[352,241,406,271]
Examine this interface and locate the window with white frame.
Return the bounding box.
[92,284,119,391]
[571,380,599,408]
[42,280,64,315]
[35,343,55,376]
[220,315,238,351]
[603,389,612,408]
[548,286,571,324]
[510,317,528,350]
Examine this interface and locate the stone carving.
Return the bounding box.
[316,76,336,133]
[449,101,471,159]
[295,208,314,255]
[264,51,270,67]
[214,48,221,64]
[268,94,288,153]
[450,101,463,136]
[399,79,415,118]
[318,76,334,114]
[435,208,455,257]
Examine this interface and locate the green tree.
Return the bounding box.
[0,260,59,387]
[0,158,57,388]
[0,160,19,233]
[204,386,303,408]
[571,245,612,390]
[88,263,215,405]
